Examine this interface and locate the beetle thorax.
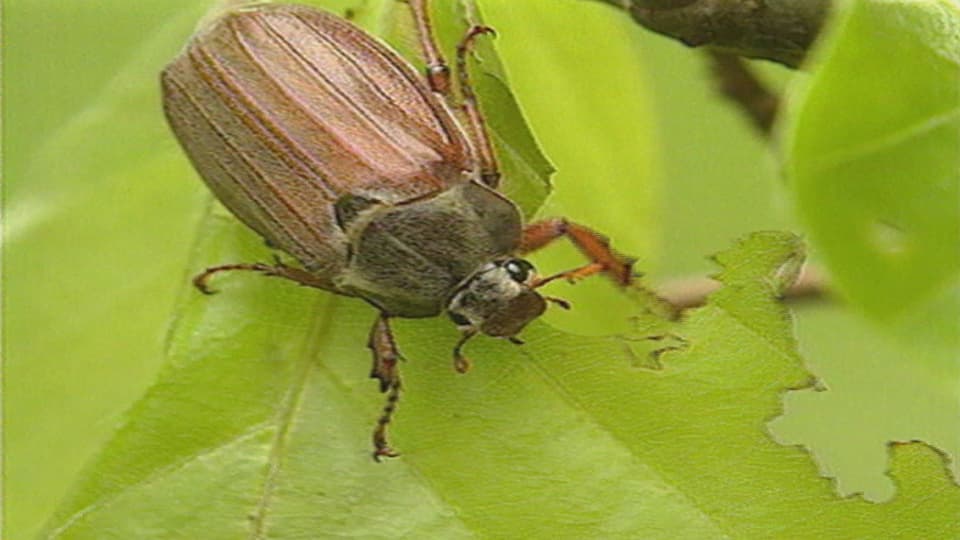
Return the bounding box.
[334,182,525,319]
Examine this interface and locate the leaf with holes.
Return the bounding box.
[43,228,960,537]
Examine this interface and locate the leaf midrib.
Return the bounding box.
[248,295,334,539]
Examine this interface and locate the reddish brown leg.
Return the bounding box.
[520,218,637,286]
[369,314,404,461]
[452,328,478,374]
[455,26,500,188]
[407,0,451,95]
[192,261,335,294]
[534,263,607,288]
[406,2,500,188]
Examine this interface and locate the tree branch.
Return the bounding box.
[594,0,831,68]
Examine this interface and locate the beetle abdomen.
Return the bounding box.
[161,4,472,272]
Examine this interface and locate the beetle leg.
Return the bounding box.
[519,218,637,286]
[533,263,607,288]
[192,261,336,294]
[407,0,452,95]
[407,2,501,188]
[452,327,478,373]
[456,26,501,188]
[368,314,404,461]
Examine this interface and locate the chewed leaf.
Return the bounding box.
[44,225,960,537]
[31,1,959,537]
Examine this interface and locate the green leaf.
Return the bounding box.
[12,0,960,538]
[778,0,960,501]
[784,0,960,351]
[770,301,960,501]
[4,1,213,537]
[44,228,960,537]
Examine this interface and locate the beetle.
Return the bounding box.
[161,1,635,460]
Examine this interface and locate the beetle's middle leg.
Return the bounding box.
[519,218,638,287]
[407,1,500,188]
[369,314,404,461]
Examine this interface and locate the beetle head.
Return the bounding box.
[446,258,549,338]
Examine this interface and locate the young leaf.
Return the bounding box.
[779,0,960,500]
[784,0,960,351]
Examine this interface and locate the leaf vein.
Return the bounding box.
[46,423,274,538]
[804,107,960,172]
[248,295,338,539]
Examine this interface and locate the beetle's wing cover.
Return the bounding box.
[161,4,471,272]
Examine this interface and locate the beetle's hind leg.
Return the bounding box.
[369,314,404,461]
[192,260,336,294]
[407,0,452,95]
[455,26,500,188]
[406,1,501,188]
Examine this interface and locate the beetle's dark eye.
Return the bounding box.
[503,259,534,283]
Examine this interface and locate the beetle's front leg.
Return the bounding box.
[452,327,478,374]
[368,314,404,461]
[519,218,637,286]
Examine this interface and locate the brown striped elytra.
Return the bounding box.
[162,2,635,460]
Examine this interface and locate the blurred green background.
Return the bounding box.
[4,0,957,538]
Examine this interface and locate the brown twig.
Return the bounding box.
[658,264,829,310]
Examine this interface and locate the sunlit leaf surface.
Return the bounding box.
[7,0,959,538]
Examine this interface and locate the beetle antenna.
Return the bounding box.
[544,296,572,310]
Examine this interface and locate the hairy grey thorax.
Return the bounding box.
[333,182,523,318]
